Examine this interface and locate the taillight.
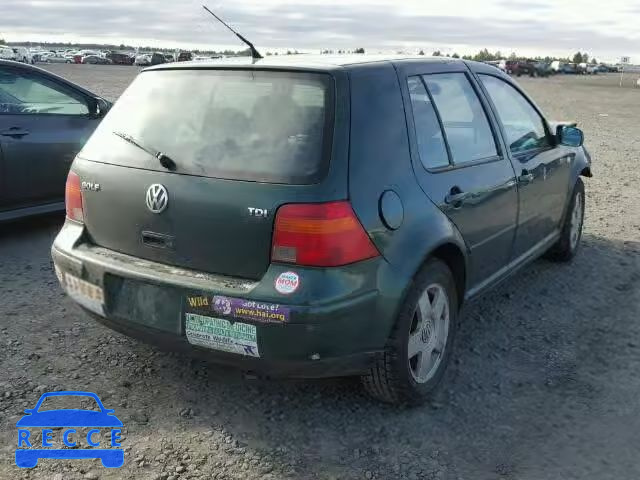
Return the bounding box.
[65,171,84,223]
[271,201,380,267]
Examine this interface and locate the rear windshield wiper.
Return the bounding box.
[112,131,177,171]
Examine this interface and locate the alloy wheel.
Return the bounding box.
[408,284,450,384]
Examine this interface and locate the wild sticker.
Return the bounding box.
[186,296,209,308]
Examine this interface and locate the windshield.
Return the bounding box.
[80,69,335,184]
[37,395,101,412]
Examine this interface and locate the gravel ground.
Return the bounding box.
[1,65,639,480]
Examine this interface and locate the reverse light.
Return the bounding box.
[271,201,380,267]
[65,171,84,223]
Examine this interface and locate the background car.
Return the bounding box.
[82,55,113,65]
[150,52,166,66]
[106,52,134,65]
[500,59,519,74]
[533,61,552,76]
[11,47,32,64]
[44,53,73,64]
[134,54,151,66]
[177,51,193,62]
[582,64,599,74]
[0,46,16,61]
[77,49,101,58]
[550,60,564,73]
[562,63,578,74]
[514,60,550,77]
[0,60,111,221]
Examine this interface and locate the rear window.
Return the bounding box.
[80,69,334,184]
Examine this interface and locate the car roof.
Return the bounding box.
[145,54,469,73]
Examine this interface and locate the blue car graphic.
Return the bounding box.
[16,391,124,468]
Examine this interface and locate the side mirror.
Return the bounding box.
[96,98,112,117]
[24,409,34,414]
[89,97,112,118]
[558,126,584,147]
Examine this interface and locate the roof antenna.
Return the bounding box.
[202,5,263,61]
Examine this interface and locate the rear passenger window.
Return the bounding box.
[422,73,498,164]
[407,76,450,169]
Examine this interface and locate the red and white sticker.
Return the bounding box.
[275,271,300,295]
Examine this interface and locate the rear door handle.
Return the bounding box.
[518,171,534,184]
[444,187,466,207]
[0,127,30,138]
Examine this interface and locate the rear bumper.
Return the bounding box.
[52,222,406,378]
[83,308,378,378]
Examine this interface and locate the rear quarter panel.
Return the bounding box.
[347,62,468,318]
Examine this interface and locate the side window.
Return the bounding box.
[421,73,498,163]
[407,76,450,169]
[479,75,550,154]
[0,69,89,115]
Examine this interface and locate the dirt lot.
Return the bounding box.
[1,64,639,480]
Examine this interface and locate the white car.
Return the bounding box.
[134,54,151,66]
[0,45,16,60]
[11,47,32,63]
[78,50,101,57]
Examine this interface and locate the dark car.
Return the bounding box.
[0,60,111,221]
[177,51,193,62]
[515,60,551,77]
[150,52,166,66]
[502,59,519,74]
[82,55,113,65]
[106,52,134,65]
[52,56,591,405]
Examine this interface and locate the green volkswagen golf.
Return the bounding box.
[52,55,591,405]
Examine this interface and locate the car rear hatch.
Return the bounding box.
[74,67,346,280]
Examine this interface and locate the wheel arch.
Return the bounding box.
[429,242,467,308]
[572,147,593,183]
[580,166,592,178]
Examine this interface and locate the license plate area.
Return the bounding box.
[62,271,105,316]
[105,276,183,334]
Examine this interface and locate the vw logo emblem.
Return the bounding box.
[145,184,168,214]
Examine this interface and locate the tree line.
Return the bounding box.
[423,48,598,64]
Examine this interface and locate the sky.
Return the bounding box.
[1,0,638,62]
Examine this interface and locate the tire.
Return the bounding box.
[545,178,585,262]
[361,259,459,405]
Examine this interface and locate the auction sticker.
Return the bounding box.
[185,313,260,357]
[275,271,299,295]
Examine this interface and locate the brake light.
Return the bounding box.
[65,171,84,223]
[271,201,380,267]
